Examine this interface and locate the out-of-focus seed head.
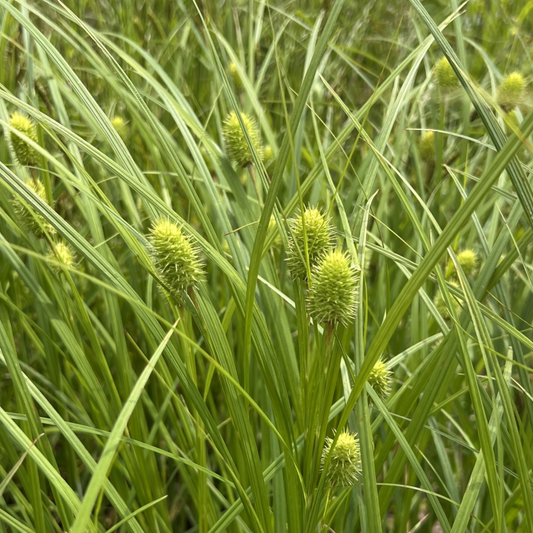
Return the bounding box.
[419,131,435,161]
[229,62,242,89]
[111,116,128,140]
[497,72,526,108]
[434,280,461,320]
[504,109,520,135]
[268,215,282,250]
[9,112,38,166]
[434,57,459,90]
[222,111,263,167]
[308,249,358,326]
[368,358,392,400]
[48,241,75,273]
[263,145,274,164]
[445,249,478,279]
[286,207,333,280]
[149,219,204,297]
[321,430,361,487]
[13,180,56,238]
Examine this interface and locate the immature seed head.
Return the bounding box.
[9,112,38,166]
[48,241,75,273]
[268,215,281,250]
[286,207,333,280]
[229,62,242,89]
[13,180,55,238]
[434,280,461,320]
[434,57,459,90]
[308,249,357,326]
[497,72,526,108]
[111,116,127,140]
[264,145,274,163]
[368,358,392,400]
[445,249,478,279]
[222,111,263,167]
[149,219,204,297]
[419,131,435,161]
[321,430,361,487]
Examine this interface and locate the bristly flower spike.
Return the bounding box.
[368,358,392,400]
[149,219,204,298]
[12,179,55,238]
[308,249,358,327]
[286,206,333,280]
[321,430,361,488]
[9,111,39,166]
[222,111,263,167]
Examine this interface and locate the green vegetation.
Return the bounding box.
[0,1,532,532]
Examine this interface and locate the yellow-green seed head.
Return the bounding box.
[445,249,478,279]
[111,116,127,140]
[222,111,263,167]
[9,112,38,166]
[497,72,526,108]
[308,249,358,326]
[13,180,55,238]
[368,358,392,400]
[321,430,361,487]
[149,219,204,297]
[286,207,333,280]
[434,280,461,319]
[48,241,75,273]
[419,131,435,161]
[434,57,459,90]
[229,62,242,89]
[264,145,274,163]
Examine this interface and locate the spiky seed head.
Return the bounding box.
[434,57,459,90]
[308,249,358,326]
[9,112,38,166]
[222,111,263,167]
[445,249,478,279]
[149,219,204,297]
[434,280,461,320]
[286,207,333,280]
[419,131,435,161]
[497,72,526,108]
[13,180,56,238]
[48,241,75,273]
[321,430,361,487]
[368,358,392,400]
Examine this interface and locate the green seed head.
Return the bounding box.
[111,116,127,140]
[268,215,281,250]
[434,280,461,320]
[321,430,361,487]
[222,111,263,167]
[229,62,242,88]
[497,72,526,108]
[368,358,392,400]
[445,249,478,279]
[48,241,75,273]
[286,207,333,280]
[434,57,459,90]
[9,112,38,166]
[419,131,435,161]
[308,249,358,326]
[505,109,520,134]
[13,180,55,238]
[149,219,204,297]
[264,145,274,162]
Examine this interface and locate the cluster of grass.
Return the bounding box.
[0,0,532,532]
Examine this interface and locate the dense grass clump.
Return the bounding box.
[0,1,533,532]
